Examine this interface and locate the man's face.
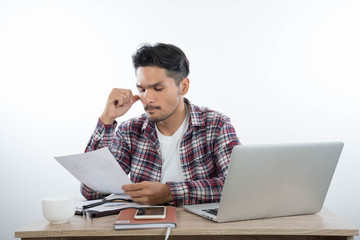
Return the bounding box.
[136,66,182,122]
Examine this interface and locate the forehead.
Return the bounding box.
[136,66,173,86]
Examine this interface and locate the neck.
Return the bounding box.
[156,98,186,136]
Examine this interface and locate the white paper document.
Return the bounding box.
[55,148,131,194]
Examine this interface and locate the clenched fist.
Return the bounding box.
[100,88,140,124]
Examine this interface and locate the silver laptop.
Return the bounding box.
[183,142,343,222]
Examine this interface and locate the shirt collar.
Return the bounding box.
[185,98,205,127]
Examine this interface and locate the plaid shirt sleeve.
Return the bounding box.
[166,116,240,206]
[80,118,118,200]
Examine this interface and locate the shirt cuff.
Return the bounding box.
[92,118,118,141]
[166,181,190,206]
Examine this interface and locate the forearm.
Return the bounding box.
[167,177,225,206]
[80,183,110,200]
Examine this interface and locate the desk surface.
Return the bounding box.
[15,207,358,240]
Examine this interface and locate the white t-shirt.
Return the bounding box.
[156,108,189,183]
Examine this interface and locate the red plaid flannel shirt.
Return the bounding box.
[81,98,240,206]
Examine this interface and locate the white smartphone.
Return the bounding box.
[134,206,166,219]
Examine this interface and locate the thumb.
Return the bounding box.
[131,95,140,104]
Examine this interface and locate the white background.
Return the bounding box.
[0,1,359,239]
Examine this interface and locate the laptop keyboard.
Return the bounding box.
[202,208,218,216]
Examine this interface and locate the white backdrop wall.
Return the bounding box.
[0,1,359,239]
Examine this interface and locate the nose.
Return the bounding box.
[142,89,155,105]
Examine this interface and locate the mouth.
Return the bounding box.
[145,106,161,112]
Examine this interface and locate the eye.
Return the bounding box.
[138,88,145,93]
[154,88,163,92]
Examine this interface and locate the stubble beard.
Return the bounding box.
[147,96,181,123]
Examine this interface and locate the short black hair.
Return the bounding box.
[132,43,190,85]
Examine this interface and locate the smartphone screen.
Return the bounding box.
[134,207,166,219]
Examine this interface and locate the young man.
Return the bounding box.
[81,43,240,206]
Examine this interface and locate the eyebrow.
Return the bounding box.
[136,82,164,89]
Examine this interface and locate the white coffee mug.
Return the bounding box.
[42,195,76,224]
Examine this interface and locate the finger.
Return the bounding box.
[131,94,140,104]
[124,90,133,103]
[124,189,145,199]
[114,92,131,107]
[130,196,150,205]
[122,182,144,191]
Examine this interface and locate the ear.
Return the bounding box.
[180,78,190,95]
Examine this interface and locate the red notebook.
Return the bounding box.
[113,206,177,230]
